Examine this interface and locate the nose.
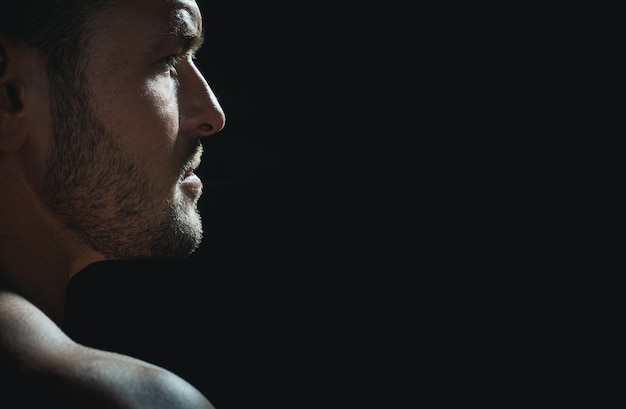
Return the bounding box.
[179,63,226,138]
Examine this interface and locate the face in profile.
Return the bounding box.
[43,0,225,260]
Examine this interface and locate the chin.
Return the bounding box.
[149,202,203,258]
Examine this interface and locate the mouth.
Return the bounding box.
[183,163,199,179]
[182,158,201,180]
[179,144,203,198]
[181,147,202,180]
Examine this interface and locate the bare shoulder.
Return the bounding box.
[0,291,215,409]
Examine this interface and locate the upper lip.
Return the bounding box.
[182,159,201,178]
[182,145,203,177]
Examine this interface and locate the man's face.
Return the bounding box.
[44,0,225,259]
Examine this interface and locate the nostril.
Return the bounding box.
[199,123,213,133]
[196,106,225,138]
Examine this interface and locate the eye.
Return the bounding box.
[161,54,182,69]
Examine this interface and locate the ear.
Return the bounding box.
[0,36,28,153]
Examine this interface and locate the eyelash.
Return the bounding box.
[160,52,197,70]
[161,54,184,68]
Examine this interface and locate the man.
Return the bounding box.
[0,0,225,407]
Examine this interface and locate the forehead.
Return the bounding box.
[94,0,202,44]
[105,0,201,19]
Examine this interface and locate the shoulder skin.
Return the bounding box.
[0,291,215,409]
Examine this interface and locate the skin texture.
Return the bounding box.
[0,0,224,407]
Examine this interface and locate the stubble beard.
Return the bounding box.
[43,84,203,260]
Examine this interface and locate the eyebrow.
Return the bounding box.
[170,17,204,53]
[148,11,204,57]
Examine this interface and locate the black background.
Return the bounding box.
[63,2,387,409]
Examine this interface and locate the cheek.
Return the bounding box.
[96,76,180,146]
[134,80,181,185]
[90,71,182,183]
[96,77,182,186]
[141,78,180,139]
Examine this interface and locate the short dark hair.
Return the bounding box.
[1,0,110,87]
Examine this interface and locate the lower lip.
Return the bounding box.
[182,173,202,196]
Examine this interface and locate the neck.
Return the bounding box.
[0,178,104,325]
